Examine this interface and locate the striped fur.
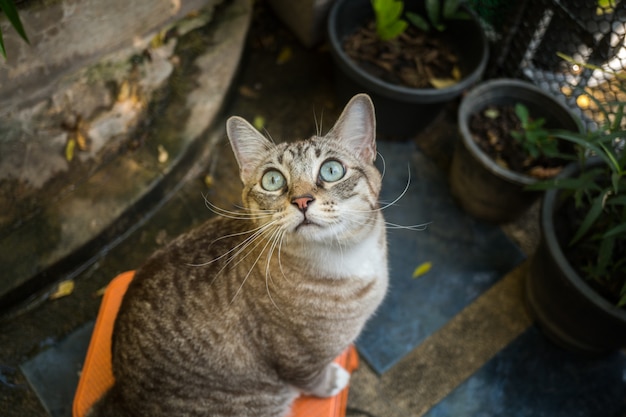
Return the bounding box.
[90,94,388,417]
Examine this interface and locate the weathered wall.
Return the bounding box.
[0,0,216,113]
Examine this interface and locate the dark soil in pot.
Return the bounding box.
[342,21,460,89]
[449,79,581,223]
[469,104,569,179]
[327,0,488,138]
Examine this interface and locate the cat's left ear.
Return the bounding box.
[327,94,377,163]
[227,116,273,183]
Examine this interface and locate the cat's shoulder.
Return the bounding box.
[146,214,252,264]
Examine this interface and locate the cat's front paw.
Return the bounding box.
[311,363,350,398]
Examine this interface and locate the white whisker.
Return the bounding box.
[378,163,411,211]
[384,221,431,231]
[263,227,284,313]
[230,223,279,305]
[313,108,321,137]
[277,229,290,284]
[377,151,386,179]
[186,221,275,267]
[203,196,275,220]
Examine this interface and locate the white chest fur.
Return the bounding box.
[293,216,388,282]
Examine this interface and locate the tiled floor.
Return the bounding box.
[2,2,625,417]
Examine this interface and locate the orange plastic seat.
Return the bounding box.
[73,271,358,417]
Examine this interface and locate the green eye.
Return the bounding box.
[261,169,286,191]
[319,160,345,182]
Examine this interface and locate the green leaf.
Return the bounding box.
[515,103,530,125]
[528,176,589,191]
[406,11,430,31]
[0,0,29,43]
[426,0,441,26]
[373,0,402,24]
[372,0,407,40]
[570,191,607,245]
[619,281,626,307]
[552,130,614,167]
[595,235,614,278]
[603,222,626,238]
[443,0,461,18]
[379,19,408,40]
[372,0,386,13]
[611,172,621,194]
[619,294,626,308]
[0,25,6,59]
[384,0,403,22]
[619,140,626,168]
[448,10,471,20]
[607,195,626,206]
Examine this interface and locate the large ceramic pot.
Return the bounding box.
[526,159,626,354]
[327,0,488,138]
[449,79,582,223]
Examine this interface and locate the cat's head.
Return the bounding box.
[226,94,381,246]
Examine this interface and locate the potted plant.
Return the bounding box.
[525,99,626,353]
[327,0,488,138]
[449,78,582,223]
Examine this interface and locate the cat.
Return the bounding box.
[89,93,388,417]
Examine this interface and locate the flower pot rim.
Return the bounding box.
[542,159,626,321]
[327,0,489,104]
[457,78,583,186]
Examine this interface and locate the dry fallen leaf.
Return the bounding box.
[75,130,88,151]
[50,280,75,300]
[452,65,462,81]
[93,286,107,298]
[157,145,169,164]
[528,165,563,179]
[412,261,432,279]
[429,78,458,89]
[117,80,132,102]
[238,85,260,99]
[484,108,500,119]
[253,116,265,131]
[276,46,293,64]
[204,174,214,188]
[65,137,76,162]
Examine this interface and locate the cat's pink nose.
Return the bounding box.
[291,194,315,212]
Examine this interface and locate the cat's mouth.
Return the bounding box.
[295,218,319,231]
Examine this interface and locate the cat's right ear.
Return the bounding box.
[326,94,377,163]
[226,116,273,183]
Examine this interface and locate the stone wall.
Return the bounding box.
[0,0,216,114]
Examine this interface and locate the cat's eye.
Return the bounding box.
[319,160,345,182]
[261,169,286,191]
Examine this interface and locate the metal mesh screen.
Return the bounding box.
[470,0,626,130]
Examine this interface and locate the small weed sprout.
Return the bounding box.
[371,0,408,41]
[510,103,560,159]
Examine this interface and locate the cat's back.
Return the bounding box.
[114,214,263,355]
[101,215,294,416]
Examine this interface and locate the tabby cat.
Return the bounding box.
[89,94,389,417]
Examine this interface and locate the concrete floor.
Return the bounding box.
[1,2,624,417]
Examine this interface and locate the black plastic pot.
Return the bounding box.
[327,0,488,138]
[449,79,582,223]
[526,160,626,354]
